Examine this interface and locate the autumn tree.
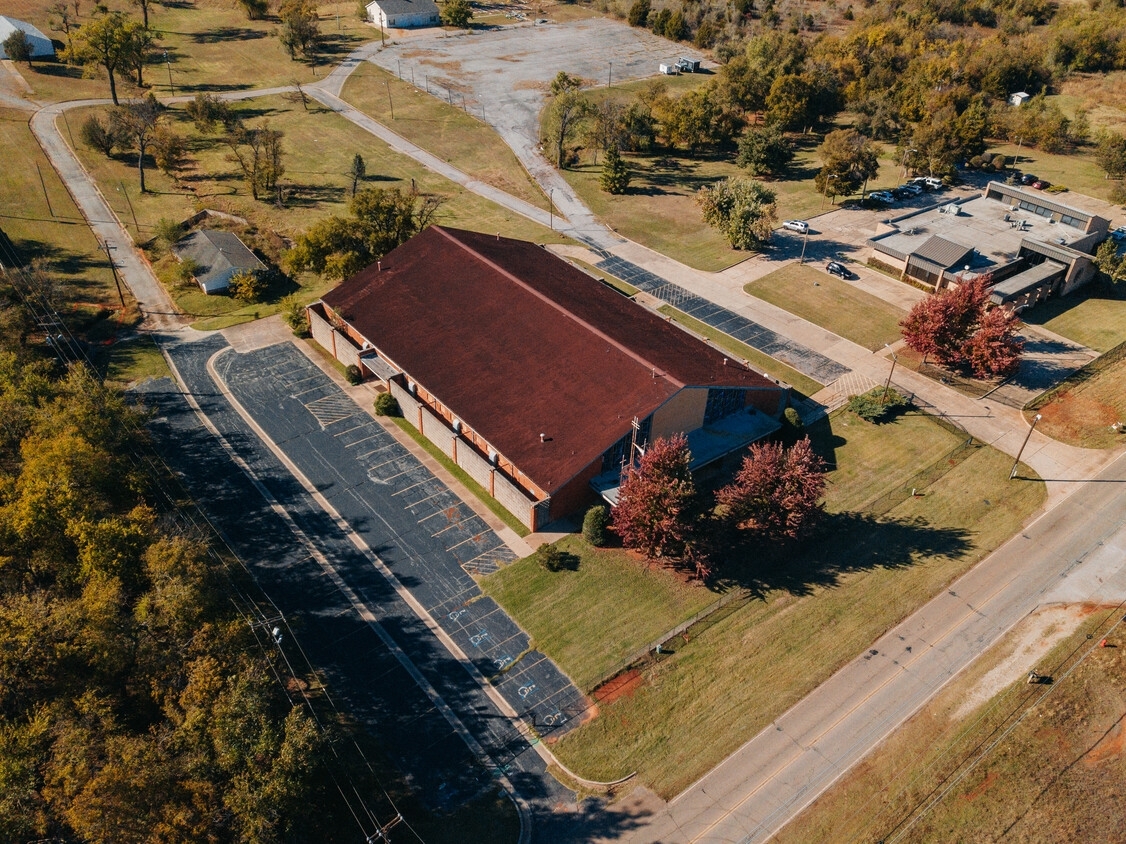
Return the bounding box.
[696,177,778,250]
[73,10,137,105]
[900,275,1024,377]
[109,94,161,193]
[543,72,591,169]
[79,113,124,156]
[279,0,322,63]
[1096,131,1126,178]
[224,121,285,201]
[286,186,445,278]
[48,2,78,61]
[122,22,159,87]
[736,124,794,177]
[716,437,826,539]
[611,433,698,562]
[815,128,880,200]
[151,124,188,178]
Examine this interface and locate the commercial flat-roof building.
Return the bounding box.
[869,181,1113,311]
[309,226,787,530]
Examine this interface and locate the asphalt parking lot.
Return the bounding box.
[213,341,590,735]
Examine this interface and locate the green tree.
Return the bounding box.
[151,124,188,179]
[441,0,473,28]
[544,81,592,169]
[228,269,268,303]
[695,177,778,250]
[224,121,285,201]
[279,0,322,62]
[73,11,135,105]
[3,29,33,67]
[582,505,609,547]
[764,73,811,130]
[1095,239,1126,285]
[122,23,158,87]
[238,0,271,19]
[286,186,446,278]
[349,152,366,197]
[661,84,741,153]
[627,0,650,27]
[600,145,631,194]
[736,124,794,177]
[815,128,880,200]
[1096,131,1126,178]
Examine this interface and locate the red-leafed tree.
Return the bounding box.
[900,274,1020,377]
[716,437,827,539]
[965,305,1024,378]
[611,433,698,561]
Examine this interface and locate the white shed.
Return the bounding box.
[1009,91,1030,107]
[366,0,441,28]
[0,16,56,59]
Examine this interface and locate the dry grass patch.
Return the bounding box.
[776,604,1126,844]
[339,60,546,208]
[1028,346,1126,449]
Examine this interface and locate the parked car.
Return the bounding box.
[783,219,810,233]
[899,183,924,196]
[869,190,895,203]
[1032,179,1051,190]
[1020,173,1037,185]
[907,177,934,190]
[892,187,913,200]
[826,261,852,278]
[923,177,944,190]
[1111,226,1126,242]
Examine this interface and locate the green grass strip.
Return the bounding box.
[658,305,824,398]
[391,418,530,538]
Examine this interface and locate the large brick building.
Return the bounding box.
[309,226,787,530]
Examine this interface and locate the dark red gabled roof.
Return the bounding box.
[322,226,778,494]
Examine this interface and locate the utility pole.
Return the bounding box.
[1010,413,1042,479]
[101,241,126,310]
[882,344,898,401]
[385,82,394,119]
[548,188,554,231]
[119,181,139,233]
[164,51,174,96]
[607,61,612,88]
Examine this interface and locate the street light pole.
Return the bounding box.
[1010,413,1042,480]
[385,82,394,119]
[164,51,174,96]
[882,343,898,400]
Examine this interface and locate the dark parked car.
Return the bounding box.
[1020,173,1037,185]
[826,261,852,279]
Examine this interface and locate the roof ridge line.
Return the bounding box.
[431,227,687,388]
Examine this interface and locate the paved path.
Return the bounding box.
[603,447,1126,843]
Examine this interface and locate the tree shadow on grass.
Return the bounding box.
[190,27,268,44]
[710,510,974,600]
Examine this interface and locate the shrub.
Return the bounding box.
[80,114,121,156]
[345,364,362,385]
[174,257,202,287]
[582,505,609,547]
[228,269,269,303]
[153,218,183,251]
[281,294,307,334]
[374,392,400,416]
[536,544,565,571]
[847,387,909,422]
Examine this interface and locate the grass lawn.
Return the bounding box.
[70,93,566,326]
[7,0,369,105]
[776,606,1126,843]
[985,142,1115,202]
[0,108,134,320]
[1021,280,1126,353]
[481,536,716,690]
[537,407,1045,797]
[657,305,825,397]
[745,264,907,351]
[340,61,547,208]
[1029,351,1126,449]
[101,333,170,388]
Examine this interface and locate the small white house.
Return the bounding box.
[366,0,440,28]
[1009,91,1030,107]
[0,16,56,60]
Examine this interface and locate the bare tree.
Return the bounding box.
[110,94,161,192]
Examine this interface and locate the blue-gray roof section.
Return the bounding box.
[173,229,266,294]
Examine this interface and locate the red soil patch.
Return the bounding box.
[1084,720,1126,767]
[962,769,998,802]
[594,669,644,704]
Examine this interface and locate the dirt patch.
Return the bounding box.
[1084,718,1126,767]
[952,604,1096,720]
[513,79,550,91]
[1038,392,1118,443]
[594,669,644,704]
[961,769,998,802]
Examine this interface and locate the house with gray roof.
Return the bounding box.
[365,0,440,28]
[0,17,55,59]
[172,230,266,294]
